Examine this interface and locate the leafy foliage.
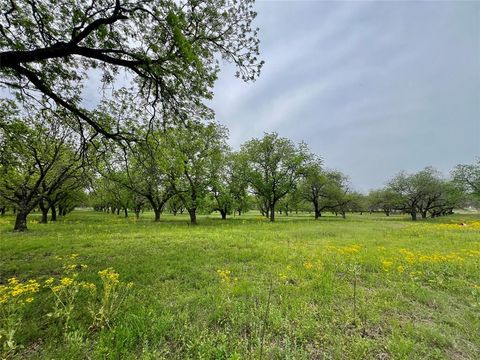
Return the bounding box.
[0,0,264,141]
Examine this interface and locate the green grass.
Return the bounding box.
[1,210,479,359]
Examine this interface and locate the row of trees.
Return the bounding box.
[0,105,357,229]
[90,126,361,224]
[1,102,479,230]
[367,167,469,220]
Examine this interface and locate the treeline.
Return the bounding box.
[86,125,480,224]
[1,103,479,231]
[89,126,361,224]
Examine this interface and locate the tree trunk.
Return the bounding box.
[124,208,128,218]
[188,208,197,225]
[0,207,5,216]
[39,200,49,224]
[341,211,346,219]
[135,210,140,219]
[154,208,161,222]
[14,210,28,232]
[411,210,417,221]
[51,205,57,221]
[116,208,120,215]
[220,209,227,220]
[421,211,427,219]
[385,210,390,217]
[172,209,177,216]
[314,202,320,219]
[269,203,275,222]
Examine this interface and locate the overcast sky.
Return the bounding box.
[209,0,480,192]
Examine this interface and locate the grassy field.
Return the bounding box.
[1,210,479,359]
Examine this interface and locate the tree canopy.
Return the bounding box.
[238,132,310,222]
[0,0,263,141]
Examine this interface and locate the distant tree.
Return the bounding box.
[39,174,87,223]
[452,161,480,199]
[206,153,233,220]
[300,158,351,219]
[300,158,326,219]
[347,192,367,215]
[107,178,133,217]
[89,177,115,213]
[228,154,250,216]
[102,132,179,222]
[388,169,427,221]
[166,195,185,216]
[325,172,352,219]
[204,152,249,220]
[387,167,461,221]
[171,122,229,224]
[239,133,310,222]
[0,200,6,216]
[56,188,87,217]
[429,181,464,217]
[131,193,146,219]
[0,0,263,142]
[367,189,400,216]
[277,187,304,216]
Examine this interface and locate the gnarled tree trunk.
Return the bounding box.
[269,203,275,222]
[14,210,28,232]
[154,208,161,222]
[220,209,227,220]
[39,200,48,224]
[411,210,417,221]
[50,205,57,221]
[188,208,197,225]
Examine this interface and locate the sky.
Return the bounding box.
[209,0,480,192]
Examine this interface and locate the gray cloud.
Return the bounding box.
[210,0,480,192]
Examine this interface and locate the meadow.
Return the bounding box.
[1,210,479,359]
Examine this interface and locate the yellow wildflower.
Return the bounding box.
[303,261,313,270]
[63,264,77,271]
[60,277,74,286]
[98,268,120,283]
[8,277,19,286]
[382,260,393,272]
[216,269,232,283]
[80,282,97,293]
